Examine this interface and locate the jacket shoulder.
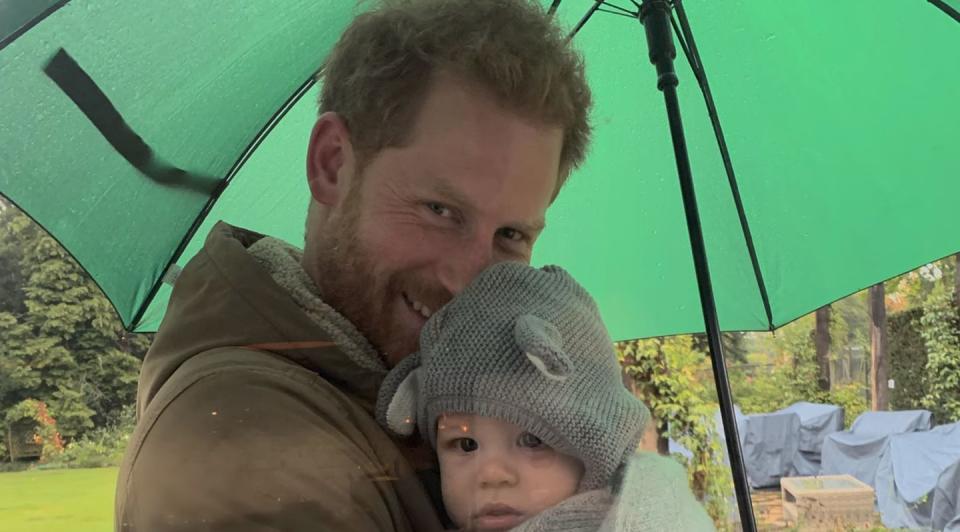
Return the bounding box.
[116,347,408,531]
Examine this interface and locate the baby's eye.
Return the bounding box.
[518,432,544,448]
[457,438,479,453]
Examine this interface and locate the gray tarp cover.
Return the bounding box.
[821,410,932,487]
[776,402,844,453]
[672,404,841,485]
[934,459,960,531]
[776,401,843,476]
[741,411,801,488]
[876,423,960,530]
[791,449,823,478]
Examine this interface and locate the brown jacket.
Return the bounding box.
[115,223,444,531]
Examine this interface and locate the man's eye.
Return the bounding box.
[518,432,544,448]
[457,438,479,453]
[498,228,524,242]
[426,202,452,218]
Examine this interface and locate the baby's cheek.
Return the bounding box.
[526,459,582,509]
[526,483,575,516]
[439,463,473,528]
[526,449,564,467]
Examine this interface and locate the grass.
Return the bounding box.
[0,467,117,532]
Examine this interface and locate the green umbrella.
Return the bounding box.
[2,1,956,337]
[2,1,958,528]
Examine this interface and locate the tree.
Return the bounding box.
[0,205,146,452]
[731,314,867,428]
[618,337,733,528]
[870,283,889,411]
[692,332,748,364]
[814,306,832,392]
[920,281,960,424]
[0,199,26,316]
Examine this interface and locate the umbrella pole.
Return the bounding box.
[639,2,757,530]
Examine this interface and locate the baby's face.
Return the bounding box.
[436,413,583,531]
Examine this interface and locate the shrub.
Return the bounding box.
[730,358,797,415]
[829,382,868,429]
[731,358,866,429]
[888,308,927,411]
[45,404,135,469]
[618,337,734,529]
[920,284,960,424]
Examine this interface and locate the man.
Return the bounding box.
[115,0,591,530]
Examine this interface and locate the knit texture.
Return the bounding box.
[510,453,716,532]
[509,489,612,532]
[376,262,649,490]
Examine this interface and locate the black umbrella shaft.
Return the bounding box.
[639,1,757,530]
[664,84,756,531]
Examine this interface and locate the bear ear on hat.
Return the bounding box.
[378,353,422,437]
[515,314,572,381]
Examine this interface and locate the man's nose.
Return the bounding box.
[477,455,518,488]
[436,234,495,295]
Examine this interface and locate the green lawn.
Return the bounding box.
[0,467,117,532]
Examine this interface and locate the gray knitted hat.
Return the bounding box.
[375,262,650,490]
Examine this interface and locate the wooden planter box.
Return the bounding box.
[780,475,877,531]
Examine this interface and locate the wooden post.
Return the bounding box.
[870,283,889,411]
[5,423,14,462]
[954,253,960,311]
[815,306,832,392]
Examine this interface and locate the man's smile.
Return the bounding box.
[402,291,434,319]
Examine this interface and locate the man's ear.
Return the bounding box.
[306,112,355,207]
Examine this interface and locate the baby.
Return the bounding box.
[377,262,714,531]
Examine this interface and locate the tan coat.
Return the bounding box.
[115,223,444,531]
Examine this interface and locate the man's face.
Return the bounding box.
[306,74,563,364]
[436,413,584,531]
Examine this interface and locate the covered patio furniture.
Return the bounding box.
[776,401,844,476]
[741,411,802,488]
[933,455,960,531]
[821,410,932,487]
[875,422,960,529]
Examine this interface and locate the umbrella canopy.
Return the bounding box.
[1,2,958,340]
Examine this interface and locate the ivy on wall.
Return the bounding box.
[888,308,927,411]
[617,337,733,529]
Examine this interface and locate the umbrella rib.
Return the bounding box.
[567,1,604,40]
[669,14,697,72]
[129,75,318,330]
[547,0,563,17]
[0,191,130,333]
[0,0,71,52]
[928,0,960,24]
[672,1,776,330]
[567,2,640,40]
[39,46,317,329]
[596,7,636,19]
[598,1,638,17]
